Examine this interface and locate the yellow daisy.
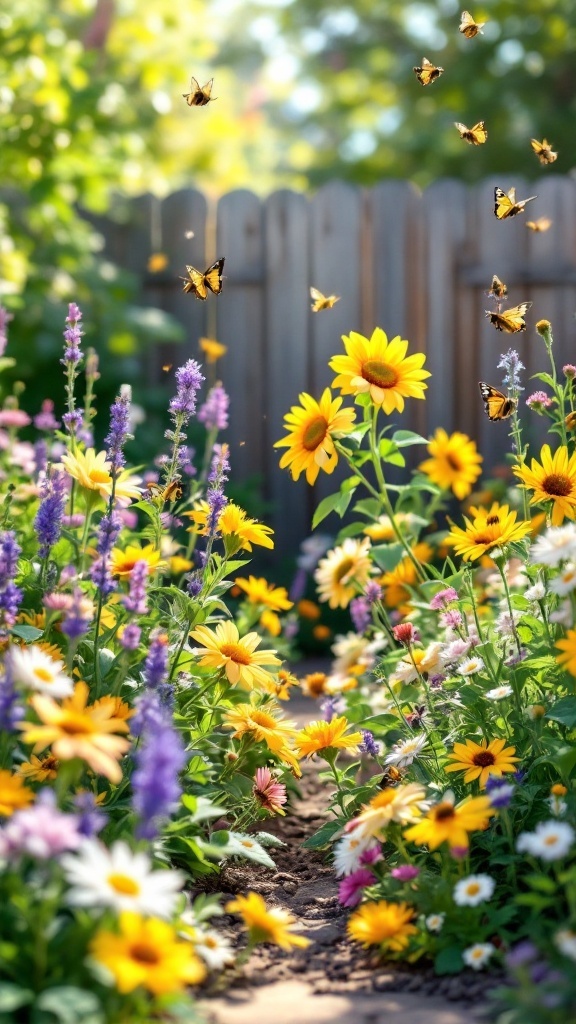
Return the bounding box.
[404,793,495,851]
[419,429,483,500]
[90,912,206,995]
[300,672,329,698]
[223,703,301,774]
[294,716,363,758]
[226,892,309,949]
[0,770,34,816]
[234,576,293,611]
[109,543,163,578]
[556,627,576,676]
[448,503,531,562]
[349,783,427,840]
[445,738,520,788]
[61,449,141,504]
[185,502,274,552]
[274,388,356,485]
[514,444,576,526]
[190,621,281,689]
[199,337,227,363]
[329,327,430,413]
[260,610,282,636]
[347,900,417,952]
[15,753,60,782]
[315,537,372,609]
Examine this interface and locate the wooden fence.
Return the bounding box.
[95,177,576,559]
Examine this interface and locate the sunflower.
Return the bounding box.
[347,900,417,952]
[226,892,309,949]
[234,576,293,611]
[445,738,520,788]
[403,793,495,851]
[110,544,164,578]
[274,388,356,485]
[185,502,274,552]
[556,628,576,676]
[190,621,281,690]
[90,912,206,995]
[329,327,430,413]
[514,444,576,526]
[419,429,483,500]
[448,503,531,562]
[294,716,363,758]
[223,703,300,774]
[315,537,372,609]
[199,337,227,363]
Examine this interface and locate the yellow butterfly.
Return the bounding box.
[485,302,532,333]
[530,138,557,166]
[479,382,517,421]
[494,186,537,219]
[487,274,508,299]
[180,258,225,300]
[146,480,184,504]
[526,218,552,233]
[454,120,488,145]
[413,58,444,86]
[182,77,215,107]
[459,11,486,37]
[310,287,340,312]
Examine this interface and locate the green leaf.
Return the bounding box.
[524,873,557,894]
[392,429,429,448]
[379,438,405,467]
[312,491,344,529]
[302,818,342,849]
[545,696,576,729]
[35,988,103,1024]
[434,946,464,975]
[531,371,556,388]
[0,985,33,1011]
[10,624,44,642]
[515,893,555,910]
[370,542,404,572]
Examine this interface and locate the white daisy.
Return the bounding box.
[548,795,568,816]
[443,638,472,663]
[550,564,576,597]
[226,833,276,868]
[517,821,575,862]
[550,600,573,627]
[425,913,445,933]
[524,580,546,601]
[332,831,374,876]
[389,656,421,686]
[463,943,496,970]
[555,929,576,962]
[61,840,185,918]
[385,733,427,768]
[453,874,495,907]
[531,525,576,567]
[458,657,485,677]
[10,645,73,699]
[485,685,513,701]
[193,929,235,971]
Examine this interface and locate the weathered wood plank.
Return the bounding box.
[160,189,208,358]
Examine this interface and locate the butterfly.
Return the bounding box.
[479,382,517,421]
[310,287,340,312]
[146,480,183,504]
[485,302,532,333]
[459,11,486,37]
[162,363,173,373]
[494,186,537,219]
[526,217,552,233]
[454,120,487,145]
[530,138,557,165]
[182,77,215,107]
[180,258,225,300]
[487,274,508,299]
[413,58,444,86]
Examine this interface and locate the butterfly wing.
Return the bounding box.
[201,79,214,102]
[526,218,552,233]
[310,287,325,311]
[459,11,484,36]
[486,302,532,332]
[489,274,508,299]
[468,121,488,144]
[413,58,443,85]
[182,265,208,299]
[531,138,557,165]
[204,257,225,295]
[479,382,516,421]
[183,76,201,105]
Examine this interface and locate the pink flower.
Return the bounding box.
[359,843,383,866]
[0,793,81,859]
[440,609,463,630]
[430,587,458,610]
[253,767,287,815]
[563,365,576,379]
[390,864,420,881]
[118,509,138,530]
[449,845,469,860]
[0,409,31,429]
[338,868,376,907]
[392,622,417,646]
[526,391,552,410]
[43,592,74,611]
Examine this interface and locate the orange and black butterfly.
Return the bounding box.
[459,11,486,37]
[479,382,517,421]
[146,480,183,504]
[494,186,537,220]
[413,58,444,86]
[379,765,404,789]
[485,302,532,333]
[526,218,552,233]
[530,138,557,166]
[487,275,508,300]
[310,287,340,312]
[180,258,225,300]
[183,77,215,107]
[454,120,487,145]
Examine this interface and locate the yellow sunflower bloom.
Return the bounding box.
[274,388,356,486]
[0,770,34,816]
[419,428,483,500]
[18,681,130,783]
[363,513,415,542]
[15,754,60,782]
[347,900,417,952]
[350,783,427,840]
[109,543,164,578]
[190,621,281,690]
[448,502,531,562]
[199,337,227,363]
[223,703,301,774]
[234,576,293,611]
[300,672,329,698]
[403,793,495,851]
[260,610,282,636]
[294,716,363,758]
[556,627,576,676]
[90,912,206,995]
[184,502,274,552]
[513,444,576,526]
[329,327,430,413]
[315,537,372,609]
[226,892,309,949]
[445,738,520,788]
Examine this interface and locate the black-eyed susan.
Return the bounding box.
[89,912,206,994]
[347,900,418,953]
[15,753,60,782]
[419,429,483,500]
[294,716,363,758]
[199,337,227,363]
[403,793,495,851]
[556,627,576,676]
[448,503,531,562]
[234,576,293,611]
[514,444,576,526]
[223,703,300,774]
[110,544,163,578]
[445,738,520,788]
[185,501,274,552]
[274,388,356,485]
[0,770,34,816]
[190,621,281,690]
[226,892,309,949]
[329,327,430,413]
[315,537,372,609]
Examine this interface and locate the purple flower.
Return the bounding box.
[143,634,169,689]
[34,399,60,432]
[526,390,552,410]
[563,364,576,379]
[0,531,22,633]
[197,383,229,432]
[35,470,68,560]
[430,587,458,610]
[62,514,85,529]
[338,868,376,907]
[350,596,371,634]
[440,608,463,630]
[0,305,13,357]
[498,348,525,392]
[391,864,420,881]
[169,359,204,424]
[207,443,230,536]
[486,775,515,809]
[365,581,383,604]
[90,511,122,599]
[123,559,148,615]
[320,696,346,722]
[505,941,539,969]
[61,589,92,639]
[187,573,203,598]
[60,303,83,366]
[120,622,141,650]
[132,695,186,839]
[73,791,106,837]
[0,791,81,859]
[104,384,133,475]
[359,730,380,757]
[34,439,47,478]
[0,659,23,731]
[62,409,83,435]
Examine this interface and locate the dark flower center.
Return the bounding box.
[446,453,462,472]
[130,942,161,965]
[303,415,328,452]
[472,750,496,767]
[542,473,572,497]
[434,802,456,821]
[362,359,398,389]
[334,557,355,582]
